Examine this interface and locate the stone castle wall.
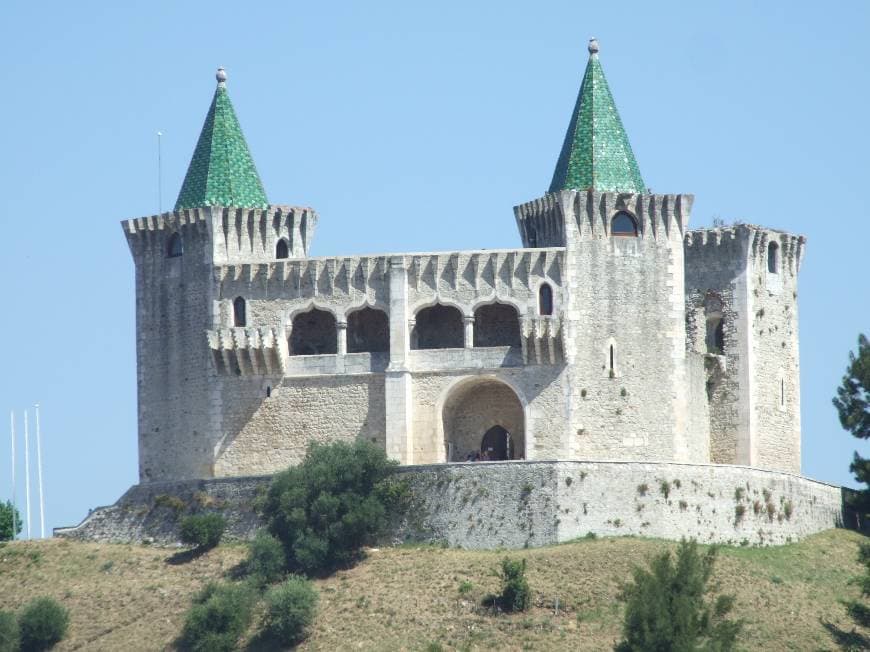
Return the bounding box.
[56,462,850,549]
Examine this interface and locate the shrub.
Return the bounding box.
[179,582,255,652]
[458,580,473,595]
[154,494,186,512]
[659,481,671,499]
[615,540,742,651]
[496,558,531,613]
[0,501,22,542]
[263,440,398,575]
[246,530,286,586]
[734,504,747,523]
[0,611,19,652]
[637,483,649,497]
[179,513,226,549]
[262,576,319,646]
[18,597,69,652]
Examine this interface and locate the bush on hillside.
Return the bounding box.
[262,576,319,645]
[178,582,255,652]
[495,558,531,613]
[615,539,742,652]
[263,439,399,575]
[0,611,19,652]
[246,530,286,586]
[0,501,22,542]
[179,513,226,550]
[18,597,69,652]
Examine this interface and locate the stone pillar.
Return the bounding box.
[463,315,475,349]
[337,321,347,355]
[385,256,413,464]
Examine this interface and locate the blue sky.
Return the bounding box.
[1,1,868,534]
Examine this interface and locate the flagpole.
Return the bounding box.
[23,410,31,540]
[9,411,15,541]
[35,404,45,539]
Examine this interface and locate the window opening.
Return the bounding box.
[276,238,289,259]
[768,241,779,274]
[266,386,271,398]
[290,308,337,355]
[706,316,724,354]
[473,303,521,347]
[609,345,614,371]
[538,283,553,316]
[611,211,638,236]
[347,307,389,353]
[233,297,246,327]
[167,232,183,258]
[411,304,464,349]
[781,378,785,407]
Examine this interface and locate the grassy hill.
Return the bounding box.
[0,529,867,651]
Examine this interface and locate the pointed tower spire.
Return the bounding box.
[175,68,269,211]
[549,39,646,194]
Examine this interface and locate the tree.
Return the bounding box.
[833,333,870,516]
[263,439,400,576]
[0,501,22,542]
[615,539,742,652]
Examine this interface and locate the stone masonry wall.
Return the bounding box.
[57,462,849,548]
[214,375,386,476]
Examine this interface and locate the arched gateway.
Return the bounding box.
[441,378,525,462]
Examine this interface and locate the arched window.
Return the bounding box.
[611,211,638,236]
[768,241,779,274]
[233,297,246,327]
[706,316,724,354]
[473,303,521,347]
[167,232,183,258]
[276,238,289,259]
[411,304,464,350]
[538,283,553,316]
[347,307,389,353]
[290,308,337,355]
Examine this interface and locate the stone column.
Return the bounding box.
[385,256,413,464]
[337,320,347,355]
[463,315,475,349]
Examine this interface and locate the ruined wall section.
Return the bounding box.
[520,191,695,463]
[124,210,217,482]
[685,227,750,465]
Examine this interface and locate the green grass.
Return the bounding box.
[0,530,866,650]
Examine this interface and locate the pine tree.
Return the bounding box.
[833,334,870,515]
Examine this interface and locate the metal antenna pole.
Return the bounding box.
[35,404,45,539]
[157,131,163,214]
[23,410,30,540]
[9,411,15,540]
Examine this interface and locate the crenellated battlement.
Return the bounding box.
[515,191,693,246]
[685,224,807,275]
[123,204,318,262]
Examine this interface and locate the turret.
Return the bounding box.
[515,40,698,464]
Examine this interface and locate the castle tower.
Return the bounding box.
[123,69,316,482]
[516,39,698,463]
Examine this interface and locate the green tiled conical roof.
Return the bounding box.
[175,68,268,210]
[549,39,646,194]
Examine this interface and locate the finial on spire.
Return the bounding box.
[216,67,227,85]
[588,38,599,55]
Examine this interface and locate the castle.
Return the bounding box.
[124,40,805,484]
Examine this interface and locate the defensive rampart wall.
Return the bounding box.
[56,461,850,549]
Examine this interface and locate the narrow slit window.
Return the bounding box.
[780,379,785,407]
[233,297,246,327]
[276,238,289,259]
[609,345,614,371]
[538,283,553,316]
